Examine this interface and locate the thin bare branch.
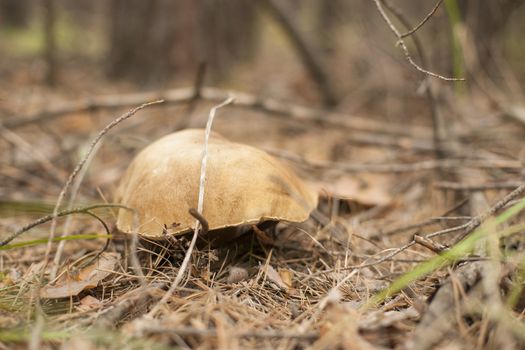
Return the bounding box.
[268,148,521,173]
[434,181,522,191]
[0,204,129,247]
[414,234,449,253]
[373,0,464,81]
[400,0,444,38]
[381,0,446,160]
[42,100,163,279]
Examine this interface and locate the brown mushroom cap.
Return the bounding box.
[115,129,318,238]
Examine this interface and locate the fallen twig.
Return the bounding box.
[137,324,319,341]
[414,234,448,253]
[377,216,470,238]
[3,86,428,137]
[269,148,522,173]
[435,181,522,191]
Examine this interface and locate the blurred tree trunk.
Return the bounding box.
[315,0,344,54]
[106,0,258,85]
[107,0,177,84]
[43,0,57,86]
[63,0,99,27]
[262,0,338,107]
[198,0,259,80]
[0,0,30,28]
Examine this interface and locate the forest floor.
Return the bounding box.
[1,58,525,350]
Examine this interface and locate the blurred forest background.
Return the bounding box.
[3,1,525,349]
[2,0,525,204]
[0,0,524,109]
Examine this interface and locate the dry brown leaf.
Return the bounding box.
[40,252,120,299]
[264,265,289,291]
[314,174,392,207]
[278,268,293,289]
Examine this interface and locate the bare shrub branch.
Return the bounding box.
[373,0,464,81]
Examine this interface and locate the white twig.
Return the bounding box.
[147,95,234,317]
[41,100,164,278]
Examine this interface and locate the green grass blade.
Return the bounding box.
[0,234,112,250]
[365,197,525,308]
[444,0,465,93]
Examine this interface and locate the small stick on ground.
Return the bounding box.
[137,324,319,341]
[414,234,449,253]
[269,148,522,173]
[435,181,522,191]
[378,216,469,238]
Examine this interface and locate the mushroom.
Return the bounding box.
[115,129,318,238]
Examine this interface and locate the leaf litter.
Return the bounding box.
[40,252,120,299]
[1,90,525,349]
